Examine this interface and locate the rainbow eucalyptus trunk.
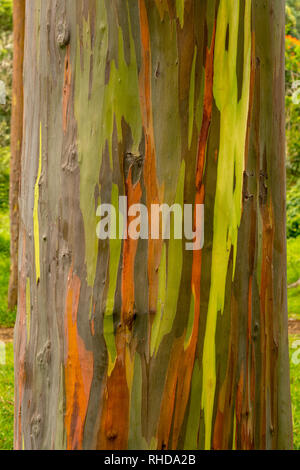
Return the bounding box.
[8,0,25,311]
[15,0,292,450]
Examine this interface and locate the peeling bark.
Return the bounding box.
[15,0,292,450]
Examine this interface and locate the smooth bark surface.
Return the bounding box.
[8,0,25,311]
[15,0,292,450]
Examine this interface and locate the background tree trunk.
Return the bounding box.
[8,0,25,311]
[15,0,293,450]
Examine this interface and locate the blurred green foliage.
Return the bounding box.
[0,2,14,328]
[287,237,300,317]
[0,0,12,153]
[287,180,300,239]
[0,3,13,166]
[286,35,300,182]
[285,5,300,241]
[0,209,14,327]
[290,335,300,450]
[286,0,300,39]
[0,0,12,32]
[0,147,9,212]
[0,343,14,450]
[0,31,13,150]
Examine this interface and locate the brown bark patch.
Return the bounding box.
[288,319,300,335]
[0,328,14,343]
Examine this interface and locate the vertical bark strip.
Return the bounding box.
[202,0,252,449]
[98,168,142,450]
[8,0,25,310]
[156,21,216,450]
[138,0,161,320]
[64,268,94,449]
[15,0,292,450]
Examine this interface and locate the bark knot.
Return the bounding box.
[106,430,118,441]
[124,152,144,186]
[37,341,51,369]
[56,21,70,48]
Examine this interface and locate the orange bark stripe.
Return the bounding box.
[156,23,216,449]
[97,331,130,450]
[138,0,162,316]
[98,168,142,449]
[64,268,93,449]
[259,200,275,448]
[196,22,216,191]
[172,24,216,448]
[62,45,71,133]
[122,169,142,325]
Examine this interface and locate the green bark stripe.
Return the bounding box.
[103,26,142,165]
[151,160,185,356]
[103,184,122,374]
[150,243,166,357]
[128,353,148,449]
[184,359,202,449]
[75,3,142,287]
[184,291,195,350]
[201,0,252,450]
[75,4,108,287]
[176,0,185,28]
[188,47,197,150]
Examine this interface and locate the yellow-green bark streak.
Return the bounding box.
[104,184,122,375]
[188,47,197,150]
[75,4,142,287]
[75,7,108,287]
[103,27,142,166]
[176,0,185,28]
[201,0,252,449]
[150,161,185,356]
[33,124,42,284]
[184,358,201,449]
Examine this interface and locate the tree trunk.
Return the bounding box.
[15,0,292,450]
[8,0,25,311]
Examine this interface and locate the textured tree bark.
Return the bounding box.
[15,0,293,450]
[8,0,25,311]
